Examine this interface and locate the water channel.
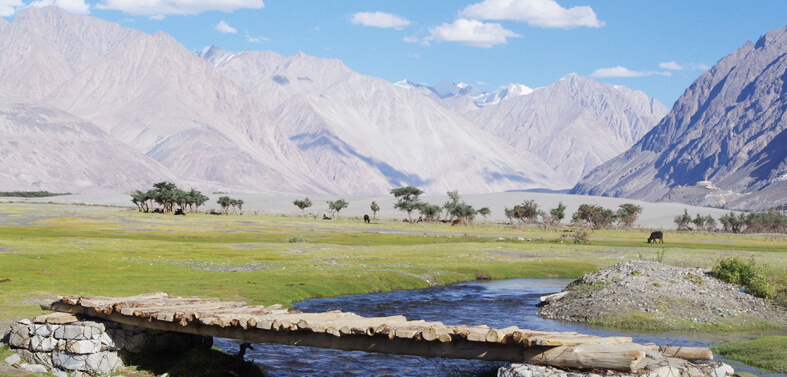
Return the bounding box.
[214,279,786,377]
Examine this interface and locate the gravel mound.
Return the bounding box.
[538,261,787,329]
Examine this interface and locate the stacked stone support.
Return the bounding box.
[2,313,153,375]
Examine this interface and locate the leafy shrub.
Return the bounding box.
[713,257,774,298]
[288,236,308,243]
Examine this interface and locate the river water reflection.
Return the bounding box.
[214,279,786,376]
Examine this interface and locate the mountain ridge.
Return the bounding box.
[571,25,787,209]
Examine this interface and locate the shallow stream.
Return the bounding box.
[215,279,786,376]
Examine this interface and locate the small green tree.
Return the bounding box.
[450,201,477,225]
[513,200,541,224]
[370,201,380,219]
[544,201,566,227]
[504,207,516,224]
[327,199,349,219]
[442,190,461,221]
[674,209,692,231]
[617,203,643,228]
[419,203,442,222]
[478,207,491,223]
[704,215,717,231]
[572,204,616,229]
[391,186,425,224]
[692,213,706,231]
[293,197,313,216]
[130,190,151,212]
[217,196,232,214]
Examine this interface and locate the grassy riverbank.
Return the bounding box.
[1,202,787,376]
[1,202,786,322]
[713,336,787,373]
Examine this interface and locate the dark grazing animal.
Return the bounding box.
[647,231,664,244]
[174,208,185,215]
[451,219,462,226]
[363,214,371,223]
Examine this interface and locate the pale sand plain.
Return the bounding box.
[0,192,734,229]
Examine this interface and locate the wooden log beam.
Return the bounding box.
[50,302,652,372]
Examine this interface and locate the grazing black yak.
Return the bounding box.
[648,231,664,244]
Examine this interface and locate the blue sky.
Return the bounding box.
[3,0,787,107]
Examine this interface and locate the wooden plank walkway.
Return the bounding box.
[46,293,714,373]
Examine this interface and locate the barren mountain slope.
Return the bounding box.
[467,74,668,184]
[4,7,333,194]
[572,26,787,209]
[203,48,569,194]
[0,102,177,193]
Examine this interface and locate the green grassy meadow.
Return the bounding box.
[2,202,787,375]
[1,202,785,323]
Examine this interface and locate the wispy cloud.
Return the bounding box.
[246,33,270,43]
[426,18,520,48]
[461,0,603,29]
[149,14,165,20]
[28,0,90,14]
[402,35,420,43]
[350,11,410,29]
[0,0,23,17]
[659,61,709,71]
[96,0,263,16]
[214,20,237,34]
[591,66,671,78]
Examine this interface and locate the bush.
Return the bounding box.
[289,236,308,243]
[713,257,774,298]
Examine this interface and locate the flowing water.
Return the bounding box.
[214,279,786,376]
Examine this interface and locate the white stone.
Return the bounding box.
[22,363,49,373]
[3,353,21,365]
[52,351,89,371]
[100,331,120,351]
[86,351,122,374]
[712,363,735,377]
[52,369,69,377]
[32,352,54,369]
[30,335,58,352]
[54,324,99,340]
[67,339,102,354]
[15,349,34,363]
[31,324,59,337]
[8,322,30,348]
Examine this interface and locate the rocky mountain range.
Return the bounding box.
[572,25,787,210]
[1,6,666,196]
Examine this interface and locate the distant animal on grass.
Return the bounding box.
[451,219,462,226]
[647,231,664,244]
[323,214,332,220]
[174,208,185,215]
[363,214,371,223]
[152,208,163,214]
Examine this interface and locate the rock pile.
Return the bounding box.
[2,312,155,375]
[498,361,734,377]
[538,260,787,328]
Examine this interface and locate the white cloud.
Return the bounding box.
[402,35,419,43]
[246,33,269,43]
[0,0,23,17]
[96,0,264,16]
[351,11,410,30]
[591,66,671,78]
[214,20,237,34]
[426,18,520,48]
[28,0,90,14]
[149,14,165,20]
[461,0,604,29]
[659,61,709,71]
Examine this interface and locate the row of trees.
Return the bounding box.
[131,182,209,213]
[293,197,349,219]
[675,209,787,234]
[130,182,245,215]
[392,187,490,225]
[503,200,642,229]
